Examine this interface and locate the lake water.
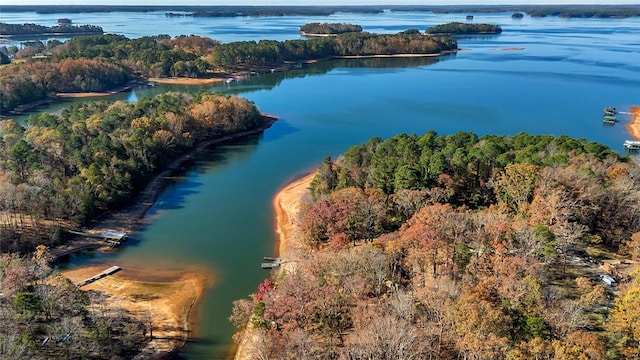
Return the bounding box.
[4,9,640,359]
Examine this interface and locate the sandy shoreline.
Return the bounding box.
[332,50,457,59]
[626,106,640,141]
[148,77,227,85]
[274,172,316,258]
[233,172,315,360]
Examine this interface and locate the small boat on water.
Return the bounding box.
[604,107,617,115]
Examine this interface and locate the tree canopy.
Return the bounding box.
[0,91,265,253]
[0,22,103,36]
[425,22,502,34]
[299,23,363,35]
[235,131,640,359]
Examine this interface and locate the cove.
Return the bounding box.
[9,11,640,360]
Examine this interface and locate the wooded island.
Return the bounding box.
[299,23,363,36]
[0,23,103,37]
[426,22,503,35]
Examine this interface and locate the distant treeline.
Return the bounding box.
[54,34,217,78]
[0,32,456,113]
[2,5,639,18]
[0,58,131,112]
[300,23,363,35]
[0,22,103,36]
[425,22,502,35]
[0,91,264,252]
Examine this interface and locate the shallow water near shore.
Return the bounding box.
[9,10,640,359]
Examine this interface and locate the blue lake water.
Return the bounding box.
[4,9,640,359]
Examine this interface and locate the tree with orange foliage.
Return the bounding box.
[552,331,606,360]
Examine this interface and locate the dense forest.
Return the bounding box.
[425,22,503,35]
[208,32,456,70]
[0,58,131,112]
[0,23,103,36]
[299,23,363,35]
[0,31,456,114]
[0,91,265,253]
[52,34,216,78]
[232,131,640,359]
[0,246,146,359]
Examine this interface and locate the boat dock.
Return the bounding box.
[65,229,128,247]
[603,107,617,123]
[261,257,283,269]
[76,265,121,287]
[624,140,640,151]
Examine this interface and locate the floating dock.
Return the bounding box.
[624,140,640,151]
[261,257,282,269]
[76,265,121,287]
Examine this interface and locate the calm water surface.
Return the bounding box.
[5,9,640,359]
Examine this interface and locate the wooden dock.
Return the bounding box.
[76,266,121,287]
[261,257,282,269]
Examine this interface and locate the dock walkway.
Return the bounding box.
[261,257,283,269]
[76,266,121,287]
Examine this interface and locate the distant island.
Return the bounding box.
[0,22,103,37]
[425,22,502,35]
[300,23,363,36]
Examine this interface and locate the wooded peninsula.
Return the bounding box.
[0,30,457,114]
[233,131,640,359]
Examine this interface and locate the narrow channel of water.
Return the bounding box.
[7,11,640,359]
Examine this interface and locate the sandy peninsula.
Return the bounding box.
[273,172,315,258]
[626,106,640,141]
[63,264,211,358]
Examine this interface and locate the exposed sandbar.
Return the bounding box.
[63,264,212,358]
